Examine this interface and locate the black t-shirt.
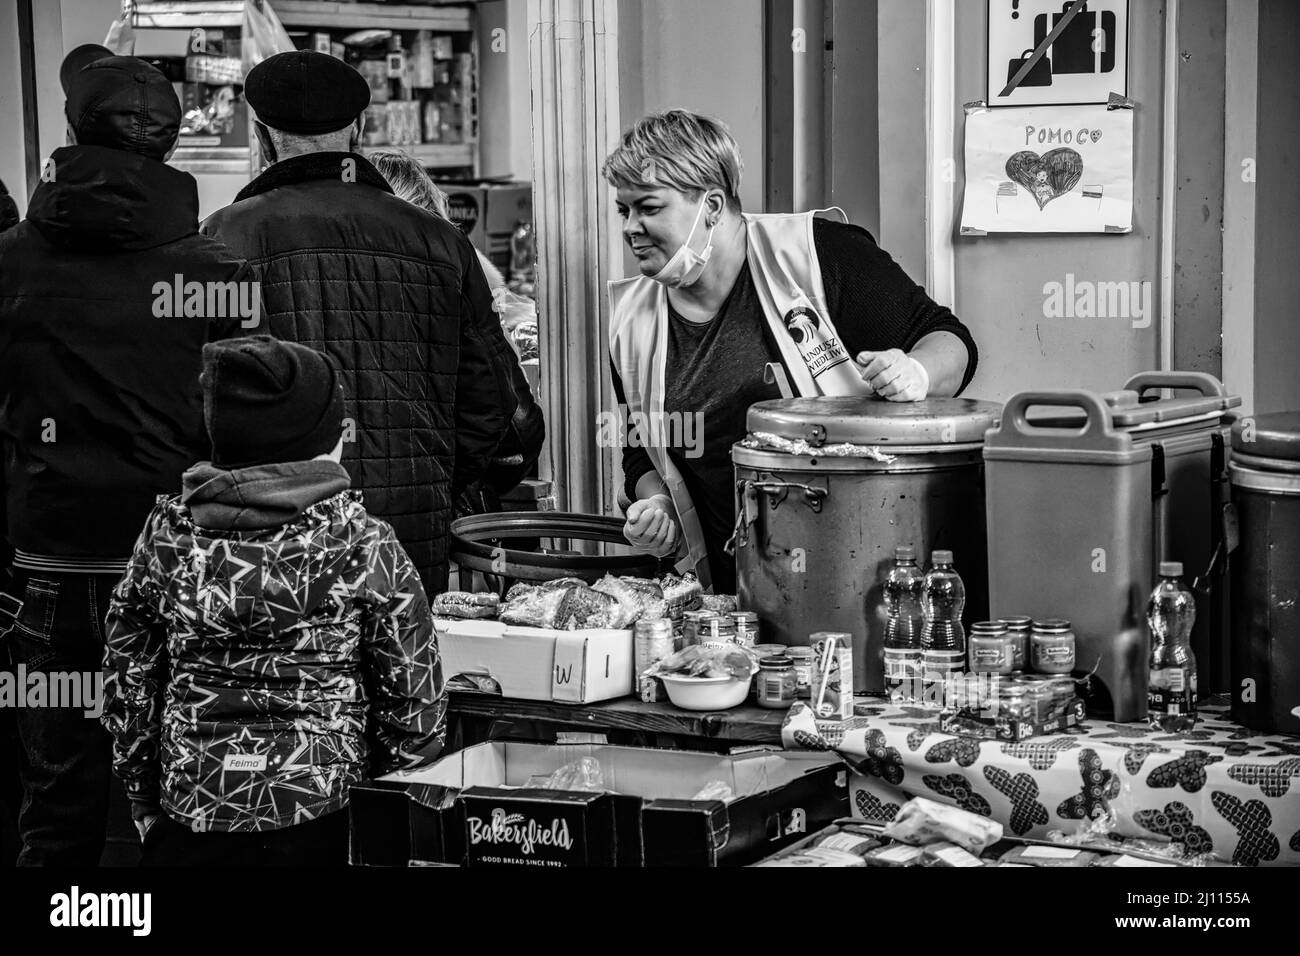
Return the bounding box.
[611,217,978,594]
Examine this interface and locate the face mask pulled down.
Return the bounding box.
[650,197,717,289]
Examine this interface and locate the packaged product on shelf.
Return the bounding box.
[311,32,331,55]
[862,843,924,867]
[811,632,853,720]
[921,841,984,867]
[883,796,1004,852]
[998,845,1100,867]
[412,30,436,87]
[361,104,389,146]
[432,35,454,60]
[184,53,243,85]
[357,59,389,103]
[431,591,500,620]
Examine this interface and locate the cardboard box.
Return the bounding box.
[434,618,633,704]
[349,742,847,867]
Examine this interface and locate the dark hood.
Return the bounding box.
[181,459,352,532]
[26,145,199,252]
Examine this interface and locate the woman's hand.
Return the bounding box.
[855,349,930,402]
[623,494,681,557]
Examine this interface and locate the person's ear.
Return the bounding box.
[253,120,276,165]
[705,189,726,227]
[349,115,363,151]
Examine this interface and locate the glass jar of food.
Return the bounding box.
[732,611,760,648]
[994,684,1035,723]
[681,610,718,647]
[968,621,1016,675]
[787,646,815,698]
[999,616,1032,670]
[1014,674,1075,722]
[701,616,737,644]
[756,655,796,709]
[1030,619,1076,674]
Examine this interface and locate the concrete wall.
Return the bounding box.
[875,0,927,283]
[1253,0,1300,414]
[617,0,766,212]
[950,0,1165,402]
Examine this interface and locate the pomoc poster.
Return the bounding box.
[960,102,1134,235]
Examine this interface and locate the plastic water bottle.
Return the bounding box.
[883,547,925,701]
[921,550,965,707]
[1147,561,1198,731]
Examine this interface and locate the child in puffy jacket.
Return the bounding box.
[102,335,446,866]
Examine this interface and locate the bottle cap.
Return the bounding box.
[1160,561,1184,578]
[930,550,953,565]
[895,546,916,561]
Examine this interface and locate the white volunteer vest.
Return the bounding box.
[608,209,860,589]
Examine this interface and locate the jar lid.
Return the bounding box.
[746,397,1002,448]
[999,616,1033,629]
[760,655,792,669]
[684,610,718,621]
[1031,618,1072,632]
[970,621,1008,635]
[1230,411,1300,462]
[786,647,815,659]
[731,611,760,623]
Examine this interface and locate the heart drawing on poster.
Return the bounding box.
[1005,148,1084,210]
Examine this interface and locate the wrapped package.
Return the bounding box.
[999,845,1100,867]
[921,841,985,868]
[660,572,703,612]
[756,848,866,868]
[523,757,605,792]
[809,829,881,858]
[882,796,1004,852]
[431,590,500,620]
[554,586,617,629]
[699,593,738,614]
[645,644,756,681]
[591,574,660,628]
[498,585,567,628]
[862,844,924,867]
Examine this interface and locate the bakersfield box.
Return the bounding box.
[349,742,847,867]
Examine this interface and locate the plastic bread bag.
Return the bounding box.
[499,586,567,628]
[699,593,738,614]
[432,591,500,620]
[882,796,1004,852]
[690,780,735,802]
[660,572,703,611]
[591,574,656,628]
[522,757,605,792]
[645,644,756,681]
[554,585,618,629]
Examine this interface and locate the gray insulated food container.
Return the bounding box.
[1229,411,1300,735]
[983,372,1240,722]
[731,396,1003,695]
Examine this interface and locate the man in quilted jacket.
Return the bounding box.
[202,50,517,596]
[101,337,446,865]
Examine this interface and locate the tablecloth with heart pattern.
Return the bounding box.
[782,696,1300,867]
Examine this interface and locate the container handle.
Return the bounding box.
[1123,370,1227,399]
[989,389,1129,452]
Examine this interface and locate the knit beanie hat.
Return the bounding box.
[200,336,345,468]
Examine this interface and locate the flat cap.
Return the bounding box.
[65,55,181,160]
[244,49,370,135]
[60,43,113,94]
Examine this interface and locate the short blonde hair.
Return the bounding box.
[366,147,450,219]
[602,110,743,211]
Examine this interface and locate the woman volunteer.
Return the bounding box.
[606,110,978,593]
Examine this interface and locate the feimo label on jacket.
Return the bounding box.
[783,305,850,378]
[222,753,268,772]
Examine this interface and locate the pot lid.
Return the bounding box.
[746,397,1003,447]
[1231,411,1300,462]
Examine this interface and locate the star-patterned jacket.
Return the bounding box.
[101,488,446,832]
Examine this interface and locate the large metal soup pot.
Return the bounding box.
[732,397,1002,694]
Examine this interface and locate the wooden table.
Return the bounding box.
[446,691,787,751]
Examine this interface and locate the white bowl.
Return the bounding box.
[659,673,751,711]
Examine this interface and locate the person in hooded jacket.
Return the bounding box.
[0,56,249,865]
[102,337,445,865]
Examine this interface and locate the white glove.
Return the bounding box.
[623,494,680,557]
[855,349,931,402]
